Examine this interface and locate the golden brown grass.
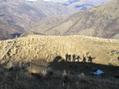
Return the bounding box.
[0,35,119,66]
[0,35,119,89]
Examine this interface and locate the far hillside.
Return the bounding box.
[1,0,119,39]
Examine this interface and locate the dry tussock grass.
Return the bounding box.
[0,35,119,66]
[0,35,119,89]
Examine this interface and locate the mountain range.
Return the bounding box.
[42,0,119,39]
[0,0,119,39]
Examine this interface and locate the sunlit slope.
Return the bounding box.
[42,0,119,39]
[0,35,119,66]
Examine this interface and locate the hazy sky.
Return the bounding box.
[26,0,69,2]
[26,0,38,1]
[44,0,107,4]
[44,0,69,3]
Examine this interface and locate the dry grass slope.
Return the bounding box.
[0,35,119,89]
[0,35,119,66]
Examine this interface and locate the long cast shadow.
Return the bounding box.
[0,56,119,89]
[48,55,119,78]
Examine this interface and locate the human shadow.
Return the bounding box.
[0,56,119,89]
[48,55,119,78]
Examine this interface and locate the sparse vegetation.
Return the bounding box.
[0,35,118,89]
[0,0,119,89]
[0,35,119,66]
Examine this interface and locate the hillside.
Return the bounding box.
[0,35,119,66]
[39,0,119,39]
[0,21,23,40]
[1,0,119,39]
[0,0,76,39]
[0,35,119,89]
[0,1,119,88]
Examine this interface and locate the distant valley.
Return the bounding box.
[0,0,119,39]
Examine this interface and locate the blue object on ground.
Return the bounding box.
[93,69,104,76]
